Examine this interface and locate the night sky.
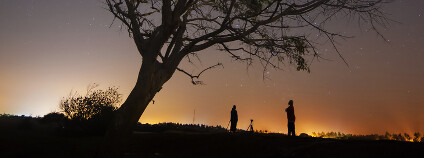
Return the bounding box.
[1,0,423,135]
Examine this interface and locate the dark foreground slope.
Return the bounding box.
[1,130,423,158]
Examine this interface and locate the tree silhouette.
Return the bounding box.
[102,0,391,150]
[384,131,392,140]
[404,133,411,142]
[413,132,421,142]
[393,133,406,141]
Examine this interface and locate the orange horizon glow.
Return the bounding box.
[1,0,423,136]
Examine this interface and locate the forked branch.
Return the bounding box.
[177,63,224,85]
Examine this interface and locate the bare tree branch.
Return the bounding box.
[105,0,391,83]
[177,63,224,85]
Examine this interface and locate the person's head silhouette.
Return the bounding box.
[232,105,236,110]
[288,100,293,106]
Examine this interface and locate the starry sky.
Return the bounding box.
[0,0,423,135]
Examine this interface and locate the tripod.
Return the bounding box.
[246,119,254,132]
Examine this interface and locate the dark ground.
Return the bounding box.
[1,129,423,158]
[0,116,422,158]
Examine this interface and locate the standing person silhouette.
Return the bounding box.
[230,105,238,133]
[285,100,296,136]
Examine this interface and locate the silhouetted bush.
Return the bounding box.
[40,112,68,133]
[60,84,121,120]
[299,133,311,137]
[41,112,67,124]
[59,84,121,136]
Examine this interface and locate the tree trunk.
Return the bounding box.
[96,59,176,157]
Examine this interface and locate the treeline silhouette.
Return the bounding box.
[134,122,227,133]
[134,122,277,134]
[2,113,424,143]
[311,131,424,142]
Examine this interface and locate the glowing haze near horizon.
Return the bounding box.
[1,0,423,135]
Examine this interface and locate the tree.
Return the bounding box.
[393,133,406,141]
[413,132,421,142]
[384,131,392,140]
[103,0,390,145]
[404,133,411,142]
